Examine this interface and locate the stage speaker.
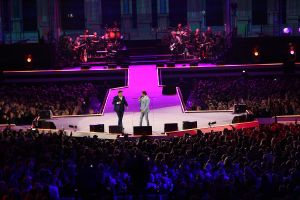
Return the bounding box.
[39,121,56,129]
[81,65,90,70]
[156,63,165,67]
[189,62,198,67]
[107,63,117,69]
[233,104,247,114]
[120,63,129,68]
[162,85,177,95]
[109,125,123,134]
[38,110,53,119]
[133,126,152,135]
[90,124,104,132]
[166,62,175,67]
[183,121,197,130]
[164,123,178,132]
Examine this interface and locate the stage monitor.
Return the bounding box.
[107,63,117,69]
[164,123,178,132]
[156,63,165,67]
[133,126,152,135]
[90,124,105,133]
[166,62,175,67]
[109,125,123,134]
[183,121,197,130]
[81,65,91,70]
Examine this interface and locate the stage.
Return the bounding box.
[4,62,298,138]
[5,63,288,138]
[46,64,243,137]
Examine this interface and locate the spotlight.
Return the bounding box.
[253,47,260,57]
[288,43,296,58]
[290,50,295,55]
[67,13,74,18]
[284,43,296,72]
[283,27,292,35]
[26,54,32,63]
[252,47,261,63]
[242,70,248,78]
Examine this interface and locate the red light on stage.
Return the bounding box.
[287,43,296,64]
[252,47,260,63]
[252,47,260,57]
[26,55,32,63]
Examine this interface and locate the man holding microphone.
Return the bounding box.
[113,90,128,129]
[139,91,150,126]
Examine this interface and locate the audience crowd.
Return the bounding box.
[0,82,107,125]
[0,123,300,199]
[183,76,300,117]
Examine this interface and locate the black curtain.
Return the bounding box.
[101,0,121,28]
[169,0,187,27]
[1,0,10,32]
[61,0,85,30]
[151,0,158,28]
[205,0,224,26]
[22,0,37,31]
[132,0,137,28]
[252,0,268,25]
[279,0,286,24]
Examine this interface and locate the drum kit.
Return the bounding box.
[107,28,121,41]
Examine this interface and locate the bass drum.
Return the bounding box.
[108,31,116,40]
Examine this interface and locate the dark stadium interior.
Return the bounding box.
[1,0,300,200]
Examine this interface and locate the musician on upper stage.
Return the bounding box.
[194,28,202,46]
[205,26,215,44]
[91,32,99,42]
[171,31,181,43]
[90,32,99,57]
[66,36,73,51]
[170,31,183,58]
[193,28,202,57]
[73,37,83,62]
[73,37,81,51]
[83,29,89,40]
[176,23,183,32]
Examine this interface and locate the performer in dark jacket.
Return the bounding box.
[112,90,128,128]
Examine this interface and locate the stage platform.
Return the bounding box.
[4,62,294,138]
[45,64,244,137]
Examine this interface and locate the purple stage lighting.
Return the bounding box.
[283,27,291,34]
